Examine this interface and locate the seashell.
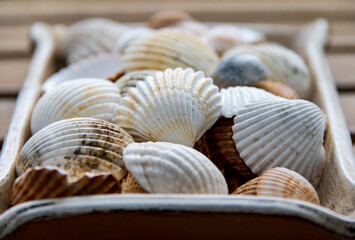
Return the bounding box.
[121,172,147,194]
[223,43,311,99]
[31,78,121,134]
[17,117,134,179]
[200,24,265,55]
[113,68,221,147]
[123,142,228,194]
[11,166,120,205]
[115,70,157,97]
[57,18,129,63]
[233,167,320,204]
[253,80,299,99]
[147,9,193,29]
[212,54,270,89]
[114,28,154,54]
[121,29,219,76]
[42,54,122,92]
[163,21,210,37]
[232,99,326,186]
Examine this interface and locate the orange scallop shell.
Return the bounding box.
[121,172,147,194]
[254,80,299,99]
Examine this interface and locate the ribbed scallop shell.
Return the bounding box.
[121,172,147,193]
[163,21,210,37]
[232,99,326,186]
[123,142,228,194]
[42,54,122,92]
[113,68,221,147]
[31,78,120,134]
[223,43,311,99]
[11,167,120,205]
[233,167,320,204]
[114,28,154,54]
[254,80,299,99]
[57,18,128,63]
[115,70,157,97]
[122,29,219,76]
[17,117,134,179]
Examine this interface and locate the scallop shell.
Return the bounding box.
[57,18,129,63]
[233,167,320,204]
[254,80,299,99]
[232,99,326,186]
[147,9,193,29]
[212,54,270,88]
[113,68,221,147]
[31,78,121,134]
[42,54,122,92]
[163,21,210,37]
[115,70,157,97]
[121,172,147,194]
[114,28,154,54]
[223,43,311,99]
[123,142,228,194]
[200,24,265,55]
[11,167,120,205]
[121,29,219,76]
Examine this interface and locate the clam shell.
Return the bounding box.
[42,54,122,92]
[121,29,219,76]
[254,80,299,99]
[121,172,147,194]
[113,68,221,147]
[232,99,326,186]
[233,167,320,204]
[223,43,311,99]
[31,78,120,134]
[115,70,157,97]
[11,167,120,205]
[57,18,128,63]
[123,142,228,194]
[147,9,193,29]
[114,28,154,54]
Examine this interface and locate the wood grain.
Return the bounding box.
[327,54,355,90]
[0,58,30,96]
[0,26,30,57]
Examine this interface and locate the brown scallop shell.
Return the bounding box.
[147,10,193,29]
[121,172,147,194]
[254,80,299,99]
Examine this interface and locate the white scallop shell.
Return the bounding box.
[114,27,154,54]
[232,99,326,186]
[122,29,219,76]
[42,54,122,92]
[31,78,121,134]
[115,70,157,97]
[113,68,221,147]
[57,18,129,63]
[123,142,228,194]
[221,86,277,118]
[223,43,311,99]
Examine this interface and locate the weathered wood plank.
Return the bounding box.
[327,54,355,90]
[0,58,30,96]
[0,99,16,147]
[0,26,30,57]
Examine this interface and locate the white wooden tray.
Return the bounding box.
[0,19,354,239]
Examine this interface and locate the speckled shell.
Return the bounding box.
[123,142,228,194]
[42,54,122,92]
[200,24,265,55]
[233,167,320,205]
[115,70,157,97]
[113,68,221,147]
[31,78,121,134]
[121,172,147,194]
[121,29,219,76]
[232,99,326,186]
[114,28,154,54]
[17,117,134,179]
[223,43,311,99]
[57,18,129,63]
[254,80,299,99]
[11,167,120,205]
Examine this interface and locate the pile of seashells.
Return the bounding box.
[12,10,325,206]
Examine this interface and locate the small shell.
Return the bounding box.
[232,99,326,186]
[31,78,120,134]
[115,70,157,97]
[200,24,265,55]
[113,68,221,147]
[147,9,193,29]
[11,167,120,205]
[123,142,228,194]
[57,18,128,63]
[42,54,122,92]
[212,54,270,88]
[114,28,154,54]
[254,80,299,99]
[163,21,210,37]
[223,43,311,99]
[122,29,219,76]
[233,167,320,204]
[121,172,147,194]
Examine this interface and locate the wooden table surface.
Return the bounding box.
[0,0,354,153]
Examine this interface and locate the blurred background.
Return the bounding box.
[0,0,354,152]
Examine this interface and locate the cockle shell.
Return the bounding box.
[163,21,210,37]
[57,18,128,63]
[147,9,193,29]
[17,117,134,179]
[115,70,157,97]
[121,29,219,76]
[114,28,154,54]
[254,80,299,99]
[232,99,326,186]
[31,78,120,134]
[233,167,320,204]
[113,68,221,147]
[42,54,122,92]
[11,167,120,205]
[121,172,147,194]
[223,43,311,99]
[123,142,228,194]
